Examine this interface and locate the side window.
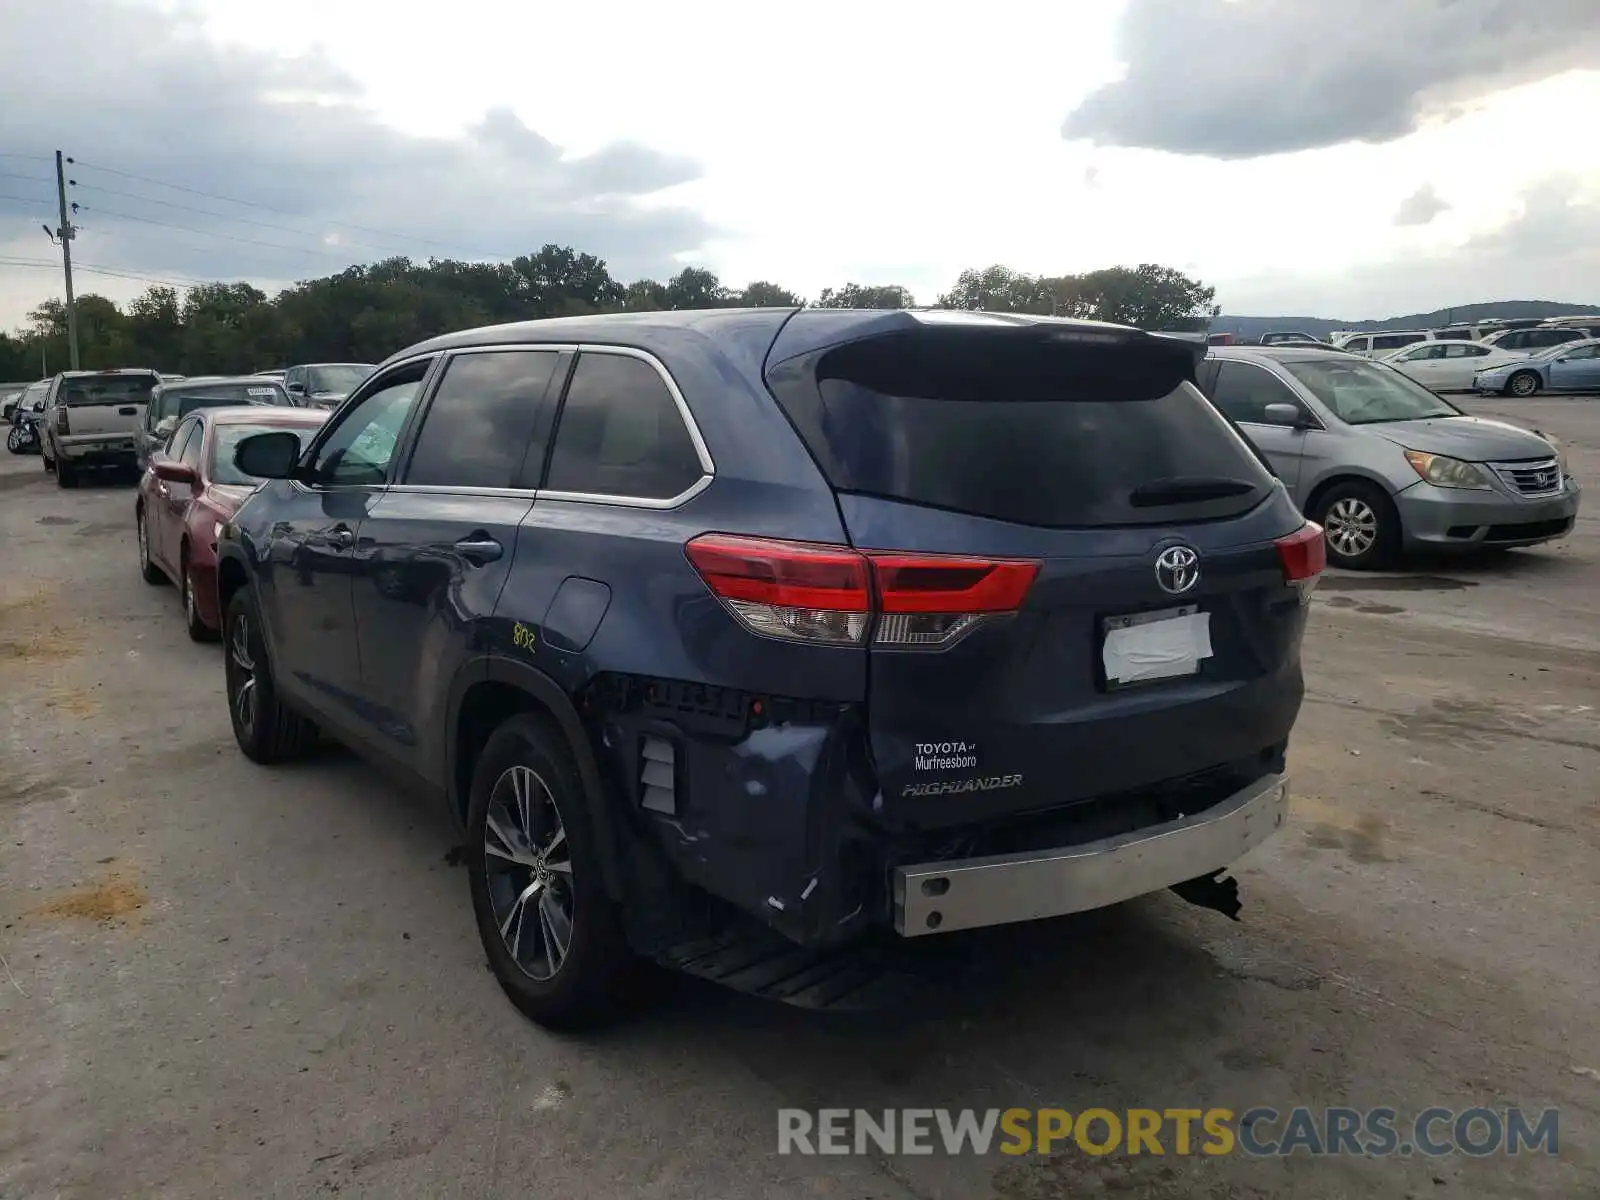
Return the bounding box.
[1207,362,1304,424]
[181,419,206,468]
[1194,359,1222,396]
[1344,337,1369,353]
[545,352,705,500]
[1564,345,1600,360]
[403,350,560,489]
[1449,344,1489,358]
[308,360,430,486]
[168,418,199,460]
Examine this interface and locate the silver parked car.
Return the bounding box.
[1198,347,1580,569]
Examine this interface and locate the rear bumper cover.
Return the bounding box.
[892,772,1289,936]
[56,433,137,462]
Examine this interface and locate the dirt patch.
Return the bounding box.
[37,515,77,526]
[0,626,83,665]
[43,686,99,718]
[30,869,148,925]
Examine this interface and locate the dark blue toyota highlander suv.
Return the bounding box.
[216,307,1324,1029]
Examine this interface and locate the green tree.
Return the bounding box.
[1073,264,1219,330]
[737,281,803,307]
[814,283,916,309]
[665,267,730,309]
[936,266,1054,313]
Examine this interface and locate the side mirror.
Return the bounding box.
[1262,403,1306,428]
[234,430,302,480]
[153,459,197,485]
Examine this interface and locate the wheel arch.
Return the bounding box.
[1303,469,1399,521]
[448,655,623,900]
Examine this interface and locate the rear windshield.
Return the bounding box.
[61,374,158,406]
[211,424,316,486]
[307,365,371,393]
[770,330,1275,527]
[155,383,288,421]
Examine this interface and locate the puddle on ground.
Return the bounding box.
[1321,574,1476,593]
[1322,596,1406,615]
[36,515,77,526]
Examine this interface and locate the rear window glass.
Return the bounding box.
[212,424,317,486]
[156,383,287,421]
[61,374,157,405]
[770,331,1275,527]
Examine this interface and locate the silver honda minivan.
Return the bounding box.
[1198,346,1581,569]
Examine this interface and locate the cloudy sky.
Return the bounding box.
[1,0,1597,331]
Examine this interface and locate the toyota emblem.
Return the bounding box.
[1154,545,1200,595]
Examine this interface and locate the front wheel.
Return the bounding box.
[6,426,23,454]
[1313,480,1400,570]
[467,713,636,1030]
[223,589,317,762]
[1507,371,1540,398]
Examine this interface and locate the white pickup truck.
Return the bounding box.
[41,369,161,487]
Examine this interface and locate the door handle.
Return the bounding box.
[453,535,503,565]
[329,525,355,549]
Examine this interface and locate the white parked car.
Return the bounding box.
[1380,340,1528,392]
[1332,330,1435,357]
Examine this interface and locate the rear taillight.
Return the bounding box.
[55,406,69,435]
[1275,522,1325,602]
[685,534,1038,649]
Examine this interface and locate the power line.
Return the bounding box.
[74,203,355,261]
[69,157,510,259]
[0,169,52,187]
[68,180,418,259]
[0,152,55,163]
[0,254,208,290]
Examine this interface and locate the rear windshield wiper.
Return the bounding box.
[1128,476,1258,507]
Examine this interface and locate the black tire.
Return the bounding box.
[56,458,77,488]
[1506,371,1540,398]
[1312,480,1400,570]
[223,588,318,763]
[467,713,635,1031]
[42,450,54,472]
[136,508,165,585]
[6,426,23,454]
[181,550,216,642]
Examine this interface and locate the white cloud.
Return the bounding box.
[2,0,1598,329]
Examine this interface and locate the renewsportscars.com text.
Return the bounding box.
[777,1106,1559,1158]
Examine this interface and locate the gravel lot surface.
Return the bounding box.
[3,397,1596,1199]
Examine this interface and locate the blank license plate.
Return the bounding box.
[1102,605,1212,687]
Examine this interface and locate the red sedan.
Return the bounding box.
[136,406,328,639]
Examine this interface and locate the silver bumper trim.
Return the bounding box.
[892,772,1290,936]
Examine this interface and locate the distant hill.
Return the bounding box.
[1210,301,1600,342]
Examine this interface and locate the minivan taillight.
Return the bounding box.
[685,534,1039,648]
[1275,522,1326,602]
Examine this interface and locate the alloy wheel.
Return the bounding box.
[1324,496,1378,559]
[484,764,574,983]
[184,570,196,624]
[1509,373,1537,397]
[229,611,258,732]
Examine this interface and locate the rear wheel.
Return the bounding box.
[42,450,54,473]
[467,713,635,1030]
[56,458,77,488]
[6,426,22,454]
[224,588,318,762]
[1313,480,1399,570]
[1507,371,1540,398]
[182,551,215,642]
[137,509,164,584]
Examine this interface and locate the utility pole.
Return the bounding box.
[54,150,80,370]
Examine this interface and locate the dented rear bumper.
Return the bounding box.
[891,772,1289,936]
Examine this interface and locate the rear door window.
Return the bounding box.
[402,350,560,489]
[1372,334,1426,351]
[770,331,1274,527]
[62,374,158,406]
[544,352,705,501]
